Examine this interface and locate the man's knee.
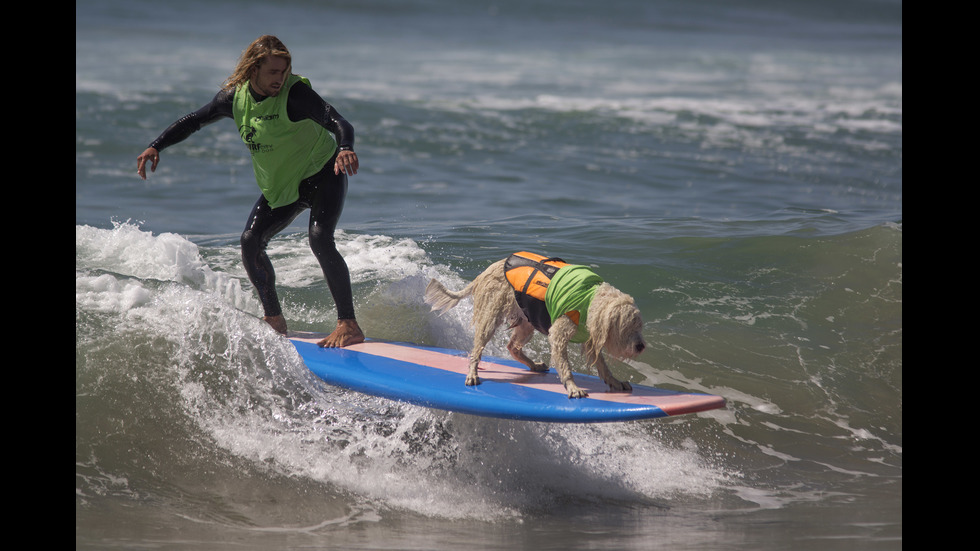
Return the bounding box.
[240,228,256,250]
[241,228,271,258]
[308,225,336,251]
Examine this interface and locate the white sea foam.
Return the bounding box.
[76,222,258,312]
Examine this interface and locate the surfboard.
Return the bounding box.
[288,332,726,423]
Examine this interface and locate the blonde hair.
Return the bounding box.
[584,283,644,364]
[222,35,292,91]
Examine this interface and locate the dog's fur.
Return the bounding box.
[424,258,646,398]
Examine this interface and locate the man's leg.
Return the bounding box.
[241,195,303,334]
[305,170,364,347]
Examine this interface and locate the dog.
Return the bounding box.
[424,252,646,398]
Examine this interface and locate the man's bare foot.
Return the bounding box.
[263,314,288,335]
[317,319,365,348]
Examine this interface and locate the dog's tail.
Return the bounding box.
[424,278,472,313]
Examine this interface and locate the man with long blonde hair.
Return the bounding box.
[137,35,365,348]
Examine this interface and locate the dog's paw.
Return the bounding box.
[530,362,549,373]
[565,383,589,399]
[465,375,481,386]
[608,380,633,392]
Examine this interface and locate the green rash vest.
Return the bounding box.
[545,265,604,343]
[233,74,337,208]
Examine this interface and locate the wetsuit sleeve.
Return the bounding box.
[286,81,355,150]
[148,89,235,151]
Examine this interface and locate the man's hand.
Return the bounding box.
[137,147,160,180]
[334,149,359,176]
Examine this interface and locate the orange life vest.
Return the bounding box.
[504,252,576,334]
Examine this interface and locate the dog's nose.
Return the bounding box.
[635,342,645,354]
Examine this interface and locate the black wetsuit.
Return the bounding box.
[148,82,357,320]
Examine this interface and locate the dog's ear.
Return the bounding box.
[583,325,607,366]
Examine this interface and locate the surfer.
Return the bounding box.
[136,35,365,348]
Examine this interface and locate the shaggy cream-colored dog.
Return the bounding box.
[424,257,646,398]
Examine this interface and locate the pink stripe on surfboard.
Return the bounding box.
[290,336,724,416]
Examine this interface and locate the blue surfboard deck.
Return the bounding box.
[289,332,726,423]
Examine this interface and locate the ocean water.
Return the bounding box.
[76,0,902,549]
